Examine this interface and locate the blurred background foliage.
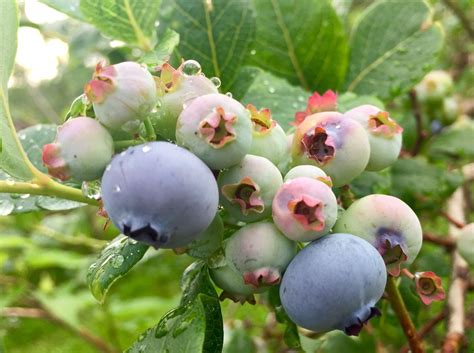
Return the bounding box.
[1,0,473,352]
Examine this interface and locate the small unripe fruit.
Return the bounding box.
[218,155,283,223]
[272,177,338,242]
[291,112,370,187]
[344,105,403,171]
[280,233,387,336]
[42,117,114,181]
[334,194,422,276]
[176,93,252,169]
[415,70,453,103]
[284,165,332,187]
[225,221,297,288]
[101,142,218,249]
[85,61,157,131]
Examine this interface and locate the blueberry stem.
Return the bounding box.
[385,276,424,353]
[144,117,157,141]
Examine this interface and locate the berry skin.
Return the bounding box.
[457,223,474,266]
[344,105,403,171]
[291,111,370,187]
[218,155,283,223]
[224,221,297,288]
[210,263,266,304]
[247,104,287,166]
[176,93,252,170]
[415,70,453,103]
[42,117,114,181]
[101,142,218,249]
[85,61,157,131]
[280,233,387,336]
[154,64,218,140]
[334,194,422,276]
[272,177,338,242]
[284,165,332,187]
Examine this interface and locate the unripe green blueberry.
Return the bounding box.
[42,117,114,181]
[85,62,157,131]
[247,104,287,166]
[291,112,370,187]
[176,93,252,170]
[218,155,283,223]
[224,221,297,288]
[284,165,332,187]
[415,70,453,103]
[334,194,422,276]
[344,105,403,171]
[272,177,338,242]
[457,223,474,266]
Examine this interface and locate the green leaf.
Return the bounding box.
[140,28,180,69]
[40,0,85,21]
[186,214,223,260]
[250,0,348,91]
[87,235,149,303]
[127,262,223,353]
[161,0,256,91]
[80,0,161,50]
[18,124,57,173]
[428,118,474,161]
[240,68,307,130]
[337,92,385,112]
[0,0,34,181]
[345,0,444,100]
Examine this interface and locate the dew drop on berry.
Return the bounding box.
[142,145,152,153]
[182,60,202,76]
[210,77,221,88]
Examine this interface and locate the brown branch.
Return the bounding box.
[1,307,119,353]
[423,232,456,250]
[441,0,474,41]
[399,311,447,353]
[409,90,426,156]
[441,211,465,229]
[385,277,424,353]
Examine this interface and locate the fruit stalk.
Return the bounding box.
[385,276,424,353]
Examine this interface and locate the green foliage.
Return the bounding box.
[251,0,348,92]
[345,0,444,100]
[87,234,149,303]
[40,0,85,21]
[139,28,180,69]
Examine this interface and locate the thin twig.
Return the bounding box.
[423,232,456,250]
[1,307,119,353]
[441,211,465,229]
[399,311,446,353]
[385,277,424,353]
[409,90,425,156]
[441,0,474,41]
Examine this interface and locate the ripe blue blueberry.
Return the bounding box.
[334,194,422,276]
[176,93,252,170]
[85,61,157,132]
[280,233,387,336]
[42,117,114,181]
[101,142,218,248]
[218,155,283,223]
[224,221,297,288]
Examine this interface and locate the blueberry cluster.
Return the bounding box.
[42,59,423,337]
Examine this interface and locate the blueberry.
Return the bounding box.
[42,117,114,181]
[284,165,332,187]
[457,223,474,266]
[218,155,283,223]
[344,105,403,171]
[415,70,453,103]
[334,194,422,276]
[210,263,266,304]
[153,63,218,140]
[176,93,252,170]
[101,141,218,248]
[85,61,157,132]
[291,111,370,187]
[224,221,297,288]
[280,233,387,336]
[272,177,338,242]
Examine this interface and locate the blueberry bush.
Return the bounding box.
[0,0,473,352]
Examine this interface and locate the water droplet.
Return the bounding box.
[268,87,275,93]
[81,180,101,200]
[250,49,256,55]
[181,60,201,76]
[16,205,24,211]
[154,20,160,27]
[0,200,14,216]
[106,164,112,172]
[210,77,221,88]
[225,92,233,98]
[155,324,169,338]
[20,194,30,199]
[111,255,124,268]
[113,185,121,193]
[142,145,152,153]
